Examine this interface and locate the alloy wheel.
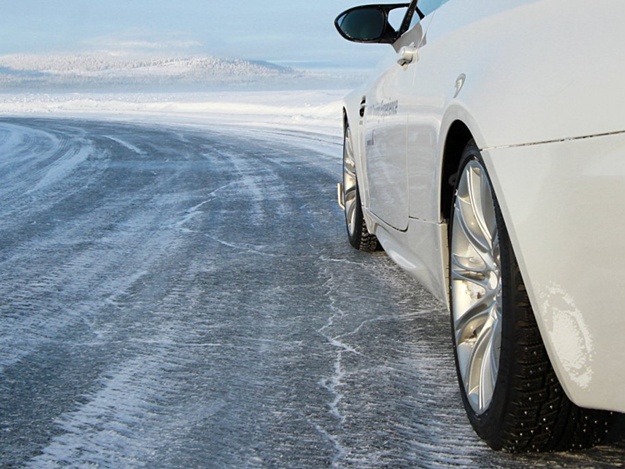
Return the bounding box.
[451,159,503,414]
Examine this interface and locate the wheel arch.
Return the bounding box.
[440,120,473,224]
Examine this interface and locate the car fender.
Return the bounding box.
[425,0,625,149]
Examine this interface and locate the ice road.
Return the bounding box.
[1,117,624,468]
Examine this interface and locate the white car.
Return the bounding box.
[335,0,625,452]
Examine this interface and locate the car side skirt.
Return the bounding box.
[369,214,449,308]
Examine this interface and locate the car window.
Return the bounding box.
[409,0,450,28]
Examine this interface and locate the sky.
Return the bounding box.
[0,0,391,69]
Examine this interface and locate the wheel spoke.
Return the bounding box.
[469,166,497,244]
[456,198,490,255]
[451,257,499,314]
[345,195,357,234]
[458,168,491,250]
[343,127,356,175]
[465,312,497,411]
[454,195,498,273]
[479,314,499,409]
[454,297,490,344]
[451,253,491,290]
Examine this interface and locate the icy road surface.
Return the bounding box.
[1,117,624,468]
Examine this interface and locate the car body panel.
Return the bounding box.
[360,16,435,231]
[421,0,625,149]
[484,133,625,410]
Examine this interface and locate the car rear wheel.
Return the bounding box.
[342,123,378,252]
[449,141,612,452]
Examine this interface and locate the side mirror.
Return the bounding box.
[335,4,409,44]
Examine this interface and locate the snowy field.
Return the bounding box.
[0,53,365,136]
[0,89,346,138]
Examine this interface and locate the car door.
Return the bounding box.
[363,0,444,231]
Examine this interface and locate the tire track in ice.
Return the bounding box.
[103,135,147,155]
[27,321,228,467]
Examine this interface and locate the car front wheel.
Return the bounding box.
[449,141,612,452]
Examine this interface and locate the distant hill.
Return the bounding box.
[0,53,313,91]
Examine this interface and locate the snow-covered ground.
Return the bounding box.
[0,90,346,138]
[0,53,366,138]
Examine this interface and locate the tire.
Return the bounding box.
[342,123,379,252]
[449,141,612,452]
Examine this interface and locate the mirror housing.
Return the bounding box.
[335,3,410,44]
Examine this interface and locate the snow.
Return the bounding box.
[0,53,363,139]
[0,53,295,89]
[0,90,346,139]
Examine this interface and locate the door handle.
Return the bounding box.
[397,45,418,66]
